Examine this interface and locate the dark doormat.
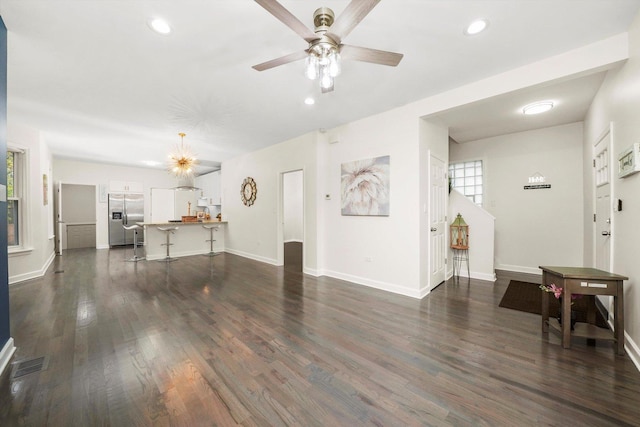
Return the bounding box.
[499,280,609,328]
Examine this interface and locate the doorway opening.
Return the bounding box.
[55,183,96,254]
[282,170,303,272]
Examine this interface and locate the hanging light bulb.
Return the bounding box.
[305,55,318,80]
[328,51,341,77]
[320,67,333,89]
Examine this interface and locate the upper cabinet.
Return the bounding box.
[109,180,143,193]
[195,170,221,205]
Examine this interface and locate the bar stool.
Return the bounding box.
[157,226,179,262]
[123,224,145,262]
[202,225,220,257]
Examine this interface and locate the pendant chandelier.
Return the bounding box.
[168,132,197,177]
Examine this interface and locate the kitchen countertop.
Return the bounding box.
[138,220,227,226]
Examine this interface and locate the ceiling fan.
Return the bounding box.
[252,0,403,93]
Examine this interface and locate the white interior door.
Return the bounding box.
[594,131,612,272]
[594,130,613,316]
[430,155,446,288]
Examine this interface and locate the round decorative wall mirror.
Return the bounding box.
[241,177,257,206]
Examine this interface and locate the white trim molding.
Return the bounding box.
[9,250,56,285]
[0,338,16,378]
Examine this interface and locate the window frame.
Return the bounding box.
[448,159,484,207]
[7,146,29,253]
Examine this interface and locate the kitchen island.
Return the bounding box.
[139,220,227,260]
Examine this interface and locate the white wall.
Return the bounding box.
[584,12,640,367]
[448,189,496,281]
[450,122,584,275]
[283,170,303,242]
[53,158,181,249]
[7,124,55,284]
[320,107,423,297]
[221,132,318,271]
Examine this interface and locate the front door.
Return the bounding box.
[430,155,446,288]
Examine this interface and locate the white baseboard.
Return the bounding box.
[96,244,110,250]
[224,248,280,266]
[624,330,640,373]
[445,267,496,283]
[320,269,421,299]
[303,267,320,276]
[145,249,218,261]
[0,338,16,378]
[9,250,56,285]
[471,271,497,281]
[496,264,543,276]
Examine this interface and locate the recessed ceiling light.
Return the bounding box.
[522,101,555,115]
[149,18,171,35]
[304,97,315,105]
[465,19,488,35]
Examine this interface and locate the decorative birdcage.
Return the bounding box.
[450,213,469,249]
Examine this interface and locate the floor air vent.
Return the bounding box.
[12,356,49,379]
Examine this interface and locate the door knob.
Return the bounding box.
[430,227,437,232]
[602,231,611,236]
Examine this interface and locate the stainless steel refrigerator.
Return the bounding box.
[108,193,144,246]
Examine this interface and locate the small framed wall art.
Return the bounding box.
[618,142,640,178]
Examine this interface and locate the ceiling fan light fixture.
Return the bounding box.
[523,101,554,115]
[305,42,340,90]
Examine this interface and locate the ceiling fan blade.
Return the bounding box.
[340,44,403,67]
[252,50,308,71]
[327,0,381,42]
[254,0,318,42]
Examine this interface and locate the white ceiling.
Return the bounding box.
[1,1,639,174]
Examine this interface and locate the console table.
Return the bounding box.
[540,266,627,355]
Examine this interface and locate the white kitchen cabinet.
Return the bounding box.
[66,224,96,249]
[109,180,143,193]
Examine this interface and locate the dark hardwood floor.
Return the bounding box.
[284,242,302,273]
[1,249,640,426]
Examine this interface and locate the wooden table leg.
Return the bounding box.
[541,272,549,333]
[615,283,625,355]
[562,285,572,349]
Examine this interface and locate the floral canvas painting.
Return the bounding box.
[341,155,390,216]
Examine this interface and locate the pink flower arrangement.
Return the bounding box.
[540,283,563,298]
[539,283,582,301]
